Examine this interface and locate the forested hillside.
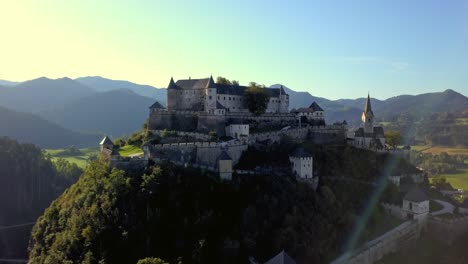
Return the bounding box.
[0,137,83,258]
[29,145,410,264]
[0,105,101,148]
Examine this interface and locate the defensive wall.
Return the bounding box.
[144,141,248,169]
[332,220,421,264]
[427,214,468,244]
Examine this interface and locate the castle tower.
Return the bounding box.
[166,77,179,111]
[99,136,114,152]
[218,151,233,180]
[205,75,217,113]
[279,85,289,113]
[361,93,374,134]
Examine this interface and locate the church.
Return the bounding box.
[353,94,386,149]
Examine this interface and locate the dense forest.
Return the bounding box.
[28,143,410,264]
[0,137,82,258]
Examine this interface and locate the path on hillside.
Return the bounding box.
[0,259,27,263]
[431,199,455,216]
[0,222,35,231]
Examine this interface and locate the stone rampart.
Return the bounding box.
[428,215,468,244]
[332,220,421,264]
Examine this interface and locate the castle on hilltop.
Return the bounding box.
[166,75,289,114]
[149,76,305,136]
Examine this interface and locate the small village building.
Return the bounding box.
[291,101,325,125]
[218,151,233,180]
[402,187,429,221]
[353,94,386,150]
[225,124,249,139]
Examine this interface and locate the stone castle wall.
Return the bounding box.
[332,220,421,264]
[248,125,347,145]
[146,141,248,169]
[428,215,468,244]
[148,110,199,131]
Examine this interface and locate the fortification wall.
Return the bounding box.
[150,130,212,141]
[149,110,199,131]
[332,220,421,264]
[248,125,347,145]
[382,203,407,219]
[197,114,227,135]
[428,215,468,244]
[148,141,248,169]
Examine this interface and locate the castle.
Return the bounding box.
[166,76,289,114]
[149,76,296,136]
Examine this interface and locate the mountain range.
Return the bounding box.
[0,76,466,148]
[0,105,100,148]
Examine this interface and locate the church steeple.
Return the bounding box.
[364,93,373,114]
[362,93,374,133]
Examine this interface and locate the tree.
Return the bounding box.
[431,176,447,189]
[216,76,232,85]
[244,83,270,115]
[385,130,402,149]
[136,257,169,264]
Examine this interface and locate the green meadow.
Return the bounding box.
[44,147,99,169]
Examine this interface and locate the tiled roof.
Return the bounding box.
[100,136,113,145]
[218,151,232,160]
[309,102,324,111]
[175,78,210,89]
[265,250,296,264]
[373,127,384,137]
[404,187,429,202]
[149,101,164,109]
[290,148,312,158]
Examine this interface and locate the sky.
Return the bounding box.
[0,0,467,100]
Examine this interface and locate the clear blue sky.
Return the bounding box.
[1,0,467,99]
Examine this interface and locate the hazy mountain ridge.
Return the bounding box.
[0,105,101,148]
[271,84,468,126]
[40,89,155,137]
[0,79,19,87]
[0,77,466,144]
[75,76,166,103]
[0,77,96,113]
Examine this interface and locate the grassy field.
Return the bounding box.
[429,168,468,190]
[118,145,143,157]
[44,147,99,169]
[412,145,468,155]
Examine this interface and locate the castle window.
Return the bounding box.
[224,97,226,100]
[209,96,212,100]
[229,97,231,101]
[218,96,220,100]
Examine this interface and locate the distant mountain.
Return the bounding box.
[0,106,101,148]
[40,89,155,137]
[75,76,166,104]
[271,84,468,126]
[0,79,19,87]
[270,84,363,126]
[0,77,95,113]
